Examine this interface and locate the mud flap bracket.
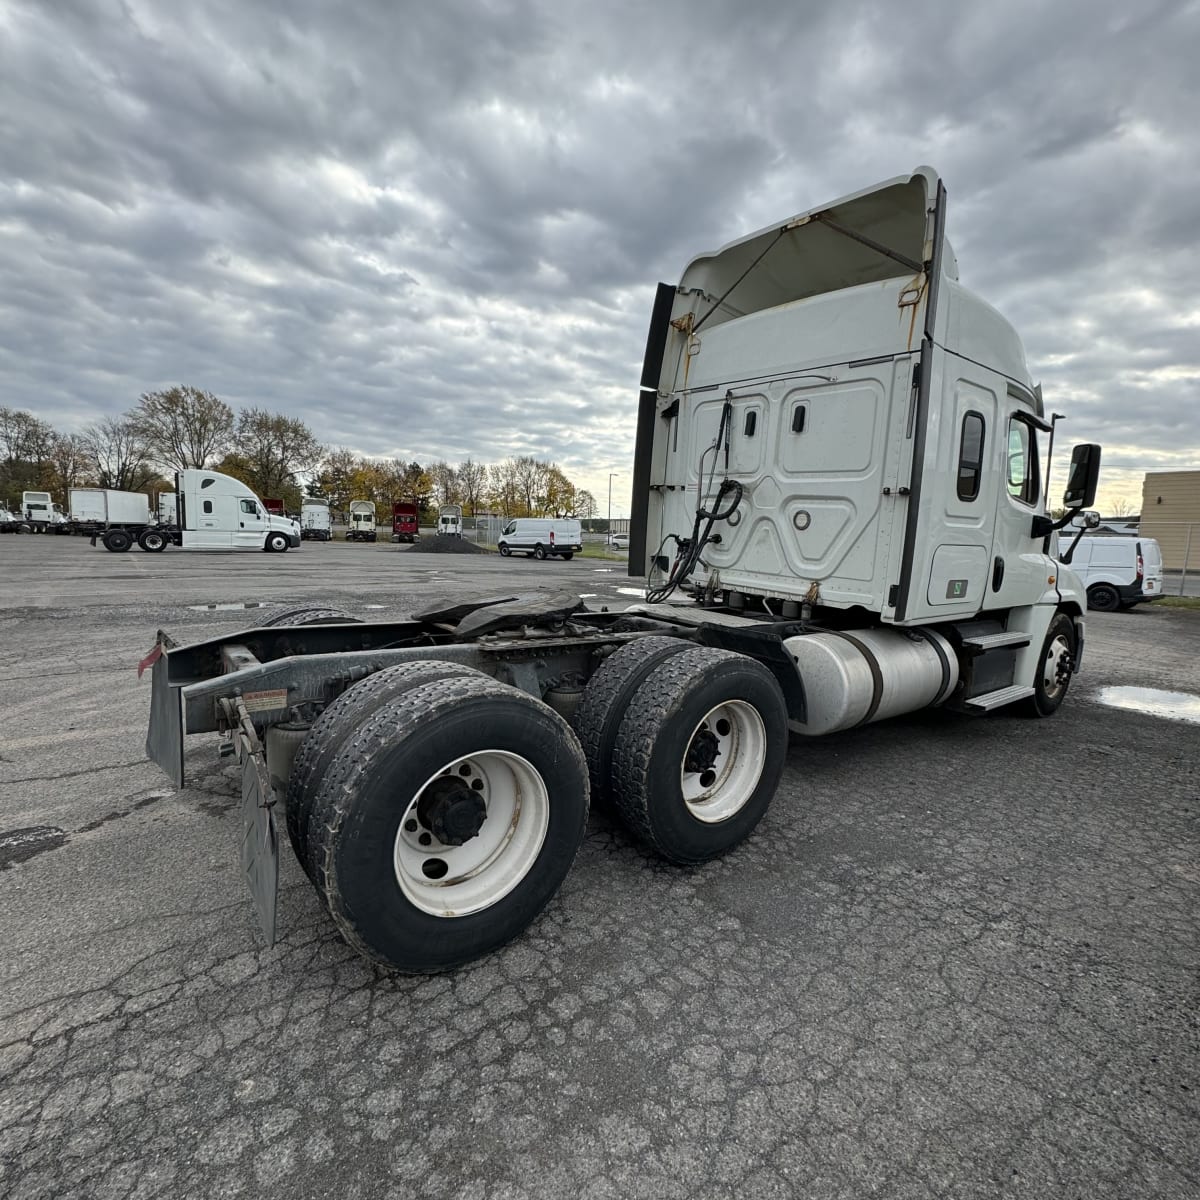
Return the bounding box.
[224,697,279,947]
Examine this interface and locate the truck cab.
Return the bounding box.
[177,471,300,551]
[437,505,463,537]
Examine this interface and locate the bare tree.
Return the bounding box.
[575,489,597,521]
[233,408,324,498]
[512,455,549,516]
[457,457,487,516]
[81,417,157,491]
[131,386,234,471]
[429,460,459,507]
[1110,497,1137,517]
[488,459,520,518]
[47,433,94,497]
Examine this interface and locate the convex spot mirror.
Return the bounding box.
[1063,443,1101,509]
[1082,510,1101,529]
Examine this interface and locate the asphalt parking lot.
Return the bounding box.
[1,536,1198,1200]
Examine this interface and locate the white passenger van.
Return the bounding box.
[1059,534,1163,611]
[497,518,582,560]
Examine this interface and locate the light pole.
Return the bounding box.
[608,472,618,552]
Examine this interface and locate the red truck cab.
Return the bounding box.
[391,502,419,543]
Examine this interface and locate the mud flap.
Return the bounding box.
[144,634,184,787]
[238,727,279,947]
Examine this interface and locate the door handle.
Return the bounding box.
[992,556,1005,591]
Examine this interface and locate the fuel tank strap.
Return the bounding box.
[820,630,884,726]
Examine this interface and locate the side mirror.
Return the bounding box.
[1062,443,1101,509]
[1082,510,1101,529]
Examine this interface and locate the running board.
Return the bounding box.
[960,631,1031,652]
[964,684,1035,711]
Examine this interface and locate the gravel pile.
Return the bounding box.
[405,536,491,555]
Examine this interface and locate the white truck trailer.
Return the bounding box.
[144,167,1100,974]
[97,469,300,552]
[300,497,333,541]
[69,487,152,536]
[346,499,377,542]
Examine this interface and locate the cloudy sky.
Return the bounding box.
[2,0,1198,514]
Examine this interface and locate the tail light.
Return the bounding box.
[1136,543,1144,580]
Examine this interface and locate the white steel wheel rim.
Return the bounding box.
[1042,634,1072,698]
[393,749,549,917]
[680,700,767,823]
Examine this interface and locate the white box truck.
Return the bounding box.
[346,499,377,542]
[437,504,463,537]
[69,488,152,536]
[300,497,333,541]
[96,470,300,552]
[145,167,1102,974]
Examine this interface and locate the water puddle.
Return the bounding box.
[363,604,387,610]
[592,569,614,573]
[187,602,268,612]
[1093,686,1200,725]
[0,826,67,869]
[616,587,645,597]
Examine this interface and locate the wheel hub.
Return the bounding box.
[684,725,720,774]
[417,776,486,846]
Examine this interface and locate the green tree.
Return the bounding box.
[131,386,234,471]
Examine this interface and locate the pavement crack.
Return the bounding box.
[0,758,150,785]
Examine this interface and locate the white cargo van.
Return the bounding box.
[497,518,582,560]
[437,505,463,537]
[1060,535,1163,611]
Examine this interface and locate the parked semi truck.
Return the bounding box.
[346,499,378,542]
[98,469,300,552]
[21,491,69,533]
[390,502,419,543]
[437,504,463,537]
[144,167,1100,974]
[300,497,333,541]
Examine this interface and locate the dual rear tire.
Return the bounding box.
[285,663,589,972]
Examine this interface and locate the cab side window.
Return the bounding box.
[1006,418,1040,506]
[957,412,985,501]
[240,499,259,516]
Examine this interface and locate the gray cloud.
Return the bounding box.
[1,0,1197,512]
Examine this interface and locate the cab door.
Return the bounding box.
[986,407,1053,610]
[234,497,266,550]
[185,480,234,548]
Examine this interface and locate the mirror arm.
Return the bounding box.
[1057,511,1088,564]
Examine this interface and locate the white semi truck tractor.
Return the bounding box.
[144,168,1099,973]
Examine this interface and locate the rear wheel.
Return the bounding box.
[308,675,589,972]
[1020,612,1076,717]
[102,529,132,552]
[288,660,482,885]
[574,636,693,809]
[534,544,547,560]
[1087,584,1120,612]
[138,528,168,552]
[610,648,788,864]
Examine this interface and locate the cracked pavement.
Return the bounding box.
[1,537,1197,1198]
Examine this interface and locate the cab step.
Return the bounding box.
[964,684,1035,711]
[960,631,1031,652]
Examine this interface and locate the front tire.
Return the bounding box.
[1087,584,1120,612]
[1020,612,1076,717]
[308,675,589,972]
[611,648,788,864]
[498,543,510,556]
[266,532,290,552]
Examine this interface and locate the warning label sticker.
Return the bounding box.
[242,689,288,713]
